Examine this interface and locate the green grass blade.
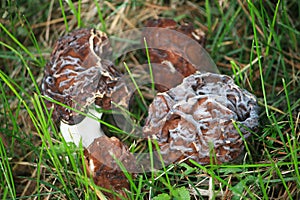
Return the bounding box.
[58,0,69,31]
[143,38,155,93]
[247,0,269,117]
[0,137,16,198]
[123,62,146,106]
[0,23,42,66]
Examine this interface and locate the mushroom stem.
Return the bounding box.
[60,107,104,147]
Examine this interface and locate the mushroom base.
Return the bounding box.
[60,107,104,147]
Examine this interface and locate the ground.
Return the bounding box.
[0,1,299,199]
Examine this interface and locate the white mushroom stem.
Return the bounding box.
[60,107,104,147]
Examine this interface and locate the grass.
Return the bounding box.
[0,0,299,199]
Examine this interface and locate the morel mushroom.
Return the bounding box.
[41,28,119,147]
[143,72,259,164]
[41,29,135,199]
[143,18,218,78]
[84,136,137,199]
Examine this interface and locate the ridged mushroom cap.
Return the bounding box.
[41,29,119,125]
[143,18,218,79]
[143,72,259,164]
[84,136,136,199]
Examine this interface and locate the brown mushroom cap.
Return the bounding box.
[84,136,136,199]
[143,72,259,164]
[41,29,119,125]
[144,18,206,47]
[143,18,218,79]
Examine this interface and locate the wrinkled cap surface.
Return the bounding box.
[143,18,218,79]
[84,136,136,199]
[143,72,259,164]
[41,29,119,124]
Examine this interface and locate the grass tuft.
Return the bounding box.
[0,0,299,199]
